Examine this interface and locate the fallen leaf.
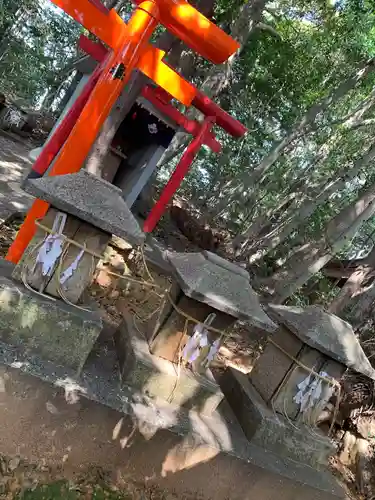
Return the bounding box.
[112,418,123,440]
[8,457,20,472]
[46,401,59,414]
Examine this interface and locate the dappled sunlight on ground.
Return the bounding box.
[0,135,34,219]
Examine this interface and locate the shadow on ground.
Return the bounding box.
[0,365,345,500]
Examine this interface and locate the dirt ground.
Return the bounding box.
[0,454,175,499]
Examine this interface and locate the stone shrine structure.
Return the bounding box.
[221,304,375,469]
[115,250,276,414]
[0,169,144,372]
[150,251,276,360]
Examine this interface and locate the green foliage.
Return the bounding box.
[164,0,375,231]
[174,0,375,248]
[287,272,340,307]
[0,0,82,105]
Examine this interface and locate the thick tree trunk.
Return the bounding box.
[212,57,375,216]
[328,245,375,315]
[233,192,298,252]
[347,280,375,327]
[233,152,323,249]
[264,179,375,303]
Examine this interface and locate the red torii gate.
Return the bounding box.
[6,0,246,263]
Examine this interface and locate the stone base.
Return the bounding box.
[114,316,224,415]
[219,367,336,470]
[0,273,102,373]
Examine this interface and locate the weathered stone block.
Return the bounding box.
[166,251,277,332]
[13,209,110,304]
[202,250,250,279]
[114,316,224,415]
[296,358,346,426]
[12,208,80,286]
[0,275,102,372]
[143,238,173,276]
[45,221,110,304]
[268,304,375,380]
[23,169,145,246]
[219,366,335,470]
[250,326,303,402]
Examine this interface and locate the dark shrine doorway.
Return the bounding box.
[111,102,176,207]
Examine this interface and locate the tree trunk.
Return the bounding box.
[346,280,375,327]
[236,93,375,259]
[212,57,375,217]
[202,0,267,98]
[328,245,375,315]
[233,153,323,249]
[156,0,215,77]
[247,142,375,263]
[163,0,267,169]
[0,6,30,57]
[264,179,375,303]
[232,192,298,252]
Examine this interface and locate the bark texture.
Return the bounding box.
[201,0,267,98]
[328,245,375,315]
[213,57,375,217]
[247,140,375,263]
[235,90,375,254]
[265,176,375,303]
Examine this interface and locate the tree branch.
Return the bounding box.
[255,22,282,39]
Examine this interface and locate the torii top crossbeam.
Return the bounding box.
[6,0,243,263]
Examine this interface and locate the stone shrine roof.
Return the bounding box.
[269,304,375,380]
[23,170,145,246]
[166,251,276,333]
